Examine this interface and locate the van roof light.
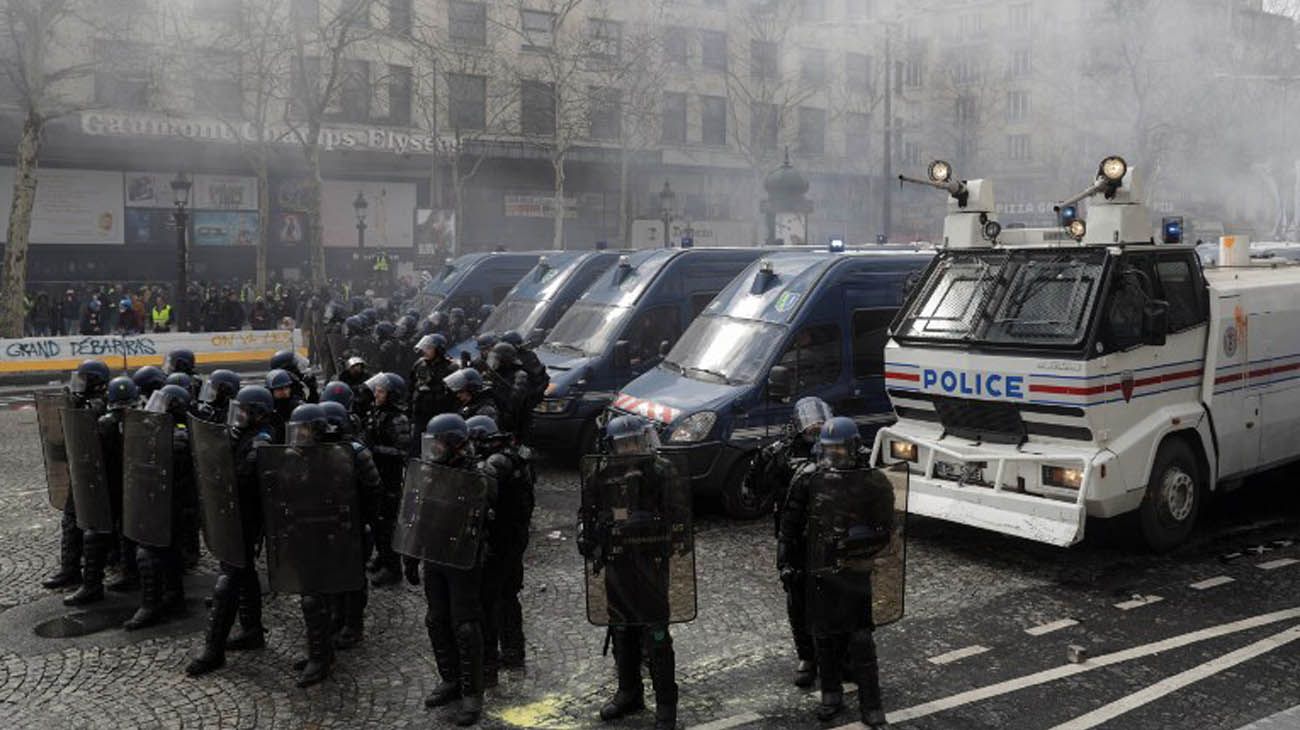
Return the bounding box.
[760,259,774,274]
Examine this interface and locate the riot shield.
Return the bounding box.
[61,407,114,532]
[121,410,175,548]
[35,392,72,510]
[189,416,246,567]
[580,453,695,627]
[258,444,364,594]
[392,460,494,569]
[806,464,909,629]
[326,332,348,376]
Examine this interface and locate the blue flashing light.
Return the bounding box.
[875,233,888,244]
[1059,205,1079,225]
[680,236,694,248]
[829,237,846,252]
[595,240,608,250]
[1162,216,1184,244]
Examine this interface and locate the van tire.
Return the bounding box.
[721,455,768,520]
[1138,438,1203,553]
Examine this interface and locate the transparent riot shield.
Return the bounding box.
[579,453,696,627]
[34,392,72,510]
[806,464,909,629]
[258,443,364,595]
[121,410,175,548]
[392,460,494,569]
[189,416,246,567]
[61,407,114,532]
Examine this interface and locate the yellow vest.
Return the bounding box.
[151,305,172,326]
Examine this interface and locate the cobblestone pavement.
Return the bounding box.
[1,405,1299,729]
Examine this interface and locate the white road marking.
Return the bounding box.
[886,606,1300,724]
[688,712,763,730]
[1049,623,1300,730]
[1190,576,1236,590]
[1114,594,1163,610]
[1025,619,1080,637]
[1258,558,1299,571]
[927,645,990,665]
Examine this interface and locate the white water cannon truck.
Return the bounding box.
[873,156,1297,551]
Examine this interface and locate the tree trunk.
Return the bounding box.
[551,154,566,250]
[452,154,464,258]
[255,165,270,291]
[303,132,326,287]
[0,113,44,338]
[618,146,631,247]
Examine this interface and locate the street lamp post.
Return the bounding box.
[353,190,368,249]
[658,180,676,249]
[170,172,192,333]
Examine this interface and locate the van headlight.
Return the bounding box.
[668,411,717,443]
[1042,465,1083,489]
[534,398,572,414]
[889,439,918,463]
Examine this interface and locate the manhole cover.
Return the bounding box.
[34,608,139,638]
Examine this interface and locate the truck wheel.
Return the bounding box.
[1138,439,1203,553]
[721,456,768,520]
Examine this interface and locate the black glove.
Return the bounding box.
[779,566,800,592]
[576,521,595,559]
[403,556,421,586]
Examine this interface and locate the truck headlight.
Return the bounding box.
[668,411,717,443]
[1042,465,1083,489]
[889,439,918,463]
[534,398,571,414]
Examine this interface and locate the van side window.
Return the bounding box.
[689,292,718,319]
[1101,263,1153,353]
[852,308,897,378]
[1155,256,1205,332]
[491,285,513,303]
[626,305,680,365]
[778,324,841,390]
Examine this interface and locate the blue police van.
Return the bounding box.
[416,251,542,316]
[449,250,621,359]
[607,248,932,517]
[531,247,766,454]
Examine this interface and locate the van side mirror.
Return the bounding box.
[613,340,631,369]
[658,340,671,358]
[768,365,793,401]
[1143,300,1169,346]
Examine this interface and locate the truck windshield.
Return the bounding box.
[542,301,627,358]
[895,248,1108,348]
[663,315,784,385]
[480,299,544,337]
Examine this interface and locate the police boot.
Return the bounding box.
[123,548,166,631]
[334,588,367,650]
[815,637,846,722]
[453,622,485,727]
[795,660,817,689]
[600,629,645,721]
[649,629,678,730]
[106,537,139,592]
[852,630,887,728]
[185,574,238,676]
[64,532,107,606]
[424,614,461,708]
[295,595,335,688]
[42,510,82,590]
[161,553,187,617]
[500,596,526,668]
[226,572,266,651]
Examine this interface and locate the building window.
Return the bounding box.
[588,19,622,60]
[1007,133,1032,160]
[702,95,726,146]
[336,59,370,123]
[521,80,555,135]
[846,52,872,90]
[522,10,555,50]
[801,48,826,85]
[194,52,241,116]
[448,73,486,130]
[449,1,486,45]
[953,55,979,85]
[751,40,779,81]
[905,57,923,88]
[701,31,727,71]
[1010,47,1032,78]
[388,0,412,34]
[194,0,241,26]
[801,0,825,22]
[798,106,825,155]
[1006,90,1029,122]
[902,140,921,166]
[588,86,622,140]
[1009,3,1031,31]
[387,64,412,125]
[290,55,320,118]
[662,92,687,144]
[751,102,778,151]
[95,41,152,110]
[846,112,870,159]
[955,95,976,124]
[664,28,689,65]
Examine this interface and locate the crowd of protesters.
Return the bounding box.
[20,276,423,337]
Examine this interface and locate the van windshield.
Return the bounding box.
[663,315,784,385]
[480,299,544,337]
[542,301,627,358]
[895,247,1108,348]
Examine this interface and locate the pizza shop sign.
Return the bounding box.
[80,111,444,155]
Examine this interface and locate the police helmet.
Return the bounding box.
[487,342,518,372]
[145,384,191,416]
[476,332,499,351]
[418,319,436,337]
[163,348,196,375]
[443,368,483,394]
[266,368,295,392]
[384,373,408,403]
[345,356,368,374]
[818,417,861,469]
[791,397,834,442]
[396,315,417,339]
[605,415,659,456]
[227,385,274,430]
[165,372,193,393]
[499,331,524,348]
[131,365,167,397]
[449,307,465,320]
[320,381,354,409]
[428,311,447,329]
[71,359,112,396]
[199,369,241,405]
[375,321,397,340]
[319,401,352,436]
[465,414,499,442]
[361,308,379,325]
[423,413,469,463]
[287,403,328,446]
[269,350,299,373]
[106,376,140,409]
[415,333,447,356]
[477,304,495,321]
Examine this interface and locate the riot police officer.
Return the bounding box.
[778,417,894,728]
[409,334,458,440]
[195,369,242,424]
[321,300,347,380]
[444,369,499,424]
[131,365,166,400]
[124,384,195,630]
[468,415,536,681]
[363,373,411,587]
[267,369,301,426]
[341,356,370,406]
[163,348,202,400]
[579,416,691,730]
[375,321,403,374]
[103,377,142,594]
[186,386,278,677]
[321,380,365,436]
[747,396,834,688]
[270,349,320,404]
[465,333,497,371]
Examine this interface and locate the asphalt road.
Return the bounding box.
[0,404,1298,729]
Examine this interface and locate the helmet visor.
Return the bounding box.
[286,422,319,447]
[818,442,856,470]
[422,433,451,463]
[609,427,660,456]
[226,402,252,430]
[198,379,220,404]
[793,398,834,435]
[68,371,89,395]
[144,390,171,414]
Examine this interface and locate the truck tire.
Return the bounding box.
[1138,439,1203,553]
[721,455,768,520]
